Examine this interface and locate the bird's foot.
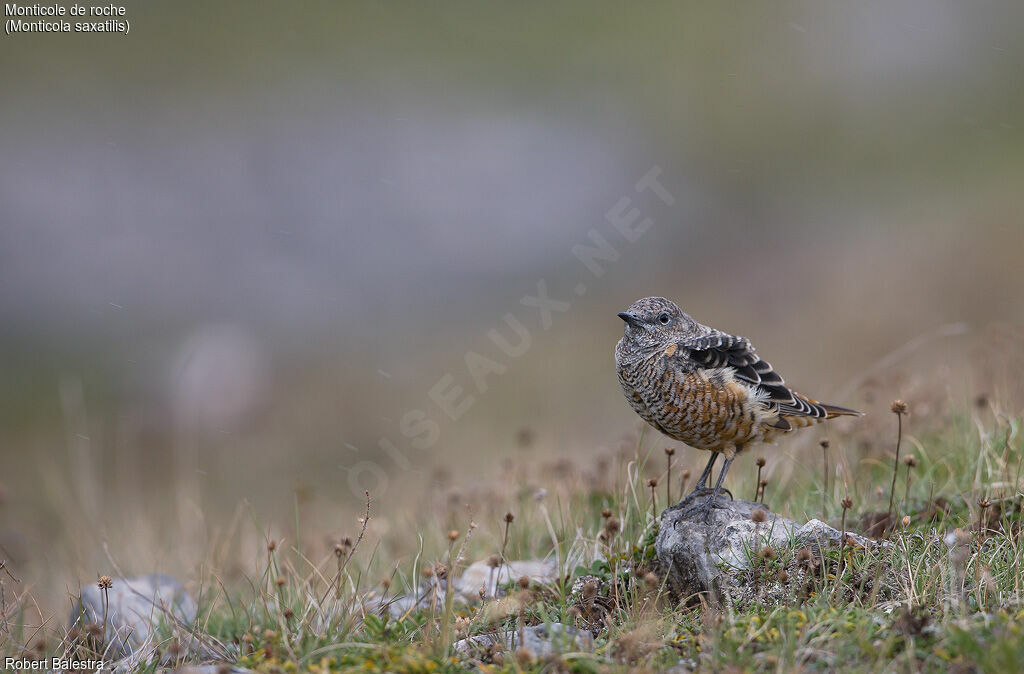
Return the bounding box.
[686,485,732,500]
[697,497,715,523]
[697,489,733,523]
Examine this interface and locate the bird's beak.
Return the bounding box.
[618,311,639,326]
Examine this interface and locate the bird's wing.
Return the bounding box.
[681,331,832,418]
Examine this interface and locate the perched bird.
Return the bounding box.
[615,296,861,519]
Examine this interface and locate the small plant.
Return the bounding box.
[754,457,766,500]
[885,399,908,536]
[902,454,917,514]
[839,496,853,574]
[96,575,111,657]
[664,447,675,504]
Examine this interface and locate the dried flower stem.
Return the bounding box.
[320,491,371,605]
[839,497,853,579]
[885,403,906,537]
[665,448,674,504]
[500,512,514,564]
[99,580,109,657]
[903,465,913,514]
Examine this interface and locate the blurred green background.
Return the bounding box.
[2,2,1023,606]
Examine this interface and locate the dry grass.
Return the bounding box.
[1,331,1023,671]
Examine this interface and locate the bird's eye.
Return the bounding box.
[658,313,671,325]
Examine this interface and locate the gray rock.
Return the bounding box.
[69,574,197,663]
[377,558,557,619]
[656,491,876,605]
[453,622,593,659]
[455,558,557,602]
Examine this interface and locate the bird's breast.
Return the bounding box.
[618,358,768,450]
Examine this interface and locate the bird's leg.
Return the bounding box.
[690,452,719,493]
[698,454,735,523]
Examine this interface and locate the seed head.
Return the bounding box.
[903,455,918,468]
[582,580,598,599]
[759,546,777,560]
[518,575,530,589]
[447,529,460,542]
[487,554,501,568]
[601,507,612,519]
[241,633,254,644]
[84,622,103,639]
[796,547,813,563]
[644,572,659,591]
[777,569,789,583]
[759,478,768,487]
[664,447,675,456]
[433,562,448,580]
[681,469,691,479]
[334,543,345,558]
[603,516,621,536]
[266,539,277,552]
[516,647,535,664]
[891,399,908,415]
[979,498,991,509]
[275,576,286,587]
[819,439,830,449]
[97,576,113,590]
[751,508,768,524]
[504,512,515,524]
[282,608,294,620]
[756,457,766,467]
[263,628,276,641]
[381,578,391,589]
[901,515,911,527]
[841,497,853,510]
[647,477,658,488]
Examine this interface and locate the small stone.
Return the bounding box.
[454,559,556,602]
[453,622,593,658]
[69,574,197,661]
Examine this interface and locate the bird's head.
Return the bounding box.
[617,296,697,352]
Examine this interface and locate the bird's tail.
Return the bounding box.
[818,402,864,418]
[790,391,863,418]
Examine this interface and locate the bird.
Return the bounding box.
[614,296,861,520]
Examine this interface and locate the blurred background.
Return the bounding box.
[2,2,1023,612]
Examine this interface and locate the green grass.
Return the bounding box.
[3,409,1023,672]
